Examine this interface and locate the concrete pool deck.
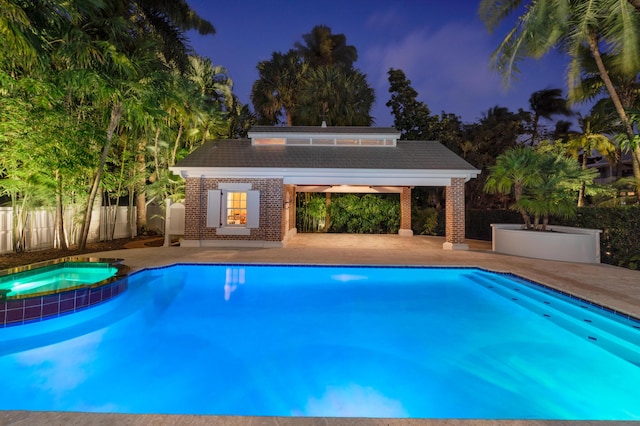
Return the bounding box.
[2,233,639,426]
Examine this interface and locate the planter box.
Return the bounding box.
[491,224,602,263]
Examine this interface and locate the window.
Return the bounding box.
[225,192,247,225]
[253,138,285,145]
[207,186,260,235]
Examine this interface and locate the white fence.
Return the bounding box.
[0,205,150,254]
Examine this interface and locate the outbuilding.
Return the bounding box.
[170,126,480,249]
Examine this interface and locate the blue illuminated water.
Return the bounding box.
[0,264,639,419]
[0,264,118,297]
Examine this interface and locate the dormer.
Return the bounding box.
[247,125,400,147]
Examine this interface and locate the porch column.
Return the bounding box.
[443,178,468,250]
[399,186,413,236]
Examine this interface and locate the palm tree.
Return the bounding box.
[65,0,214,249]
[516,152,587,229]
[297,66,374,126]
[109,0,215,71]
[484,146,543,228]
[479,0,640,189]
[187,55,232,141]
[0,0,97,72]
[294,25,358,70]
[528,88,573,144]
[251,50,308,125]
[565,113,617,206]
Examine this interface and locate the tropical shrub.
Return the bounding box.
[296,193,327,232]
[484,147,596,230]
[553,206,640,269]
[412,206,439,235]
[327,193,399,234]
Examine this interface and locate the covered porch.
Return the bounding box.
[283,177,470,250]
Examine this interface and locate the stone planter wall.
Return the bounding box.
[491,223,602,263]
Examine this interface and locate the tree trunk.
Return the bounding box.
[55,170,67,250]
[577,149,588,207]
[110,135,129,239]
[530,114,540,145]
[153,127,161,179]
[324,193,331,232]
[514,183,532,229]
[78,101,123,250]
[171,119,183,166]
[11,193,26,253]
[588,33,640,197]
[135,137,147,235]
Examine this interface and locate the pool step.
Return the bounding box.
[465,271,640,367]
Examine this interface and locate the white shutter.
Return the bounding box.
[206,190,221,228]
[246,190,260,228]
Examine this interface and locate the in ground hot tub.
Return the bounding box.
[0,257,129,327]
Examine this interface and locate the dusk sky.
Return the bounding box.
[186,0,575,126]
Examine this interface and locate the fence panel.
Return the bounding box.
[146,204,165,234]
[26,209,56,250]
[100,206,136,240]
[0,205,146,254]
[0,207,12,254]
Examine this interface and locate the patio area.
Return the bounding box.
[2,233,639,426]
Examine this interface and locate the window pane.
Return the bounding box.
[253,138,285,145]
[226,192,247,225]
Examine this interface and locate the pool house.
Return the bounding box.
[170,126,480,249]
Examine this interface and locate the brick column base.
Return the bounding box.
[443,178,468,250]
[399,186,413,236]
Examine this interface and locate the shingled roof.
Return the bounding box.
[174,139,478,171]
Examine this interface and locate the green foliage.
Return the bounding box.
[553,206,640,269]
[326,194,399,234]
[411,206,439,235]
[0,0,238,248]
[297,66,374,126]
[468,206,640,270]
[252,26,374,126]
[485,146,596,229]
[296,193,327,232]
[251,50,307,126]
[294,25,358,69]
[386,68,439,140]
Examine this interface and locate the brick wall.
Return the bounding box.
[400,187,412,231]
[282,184,296,236]
[445,178,466,244]
[184,177,284,243]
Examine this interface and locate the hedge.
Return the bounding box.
[461,207,640,270]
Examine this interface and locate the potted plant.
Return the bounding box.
[485,146,603,263]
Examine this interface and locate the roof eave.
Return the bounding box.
[169,166,481,185]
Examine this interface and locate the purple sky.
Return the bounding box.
[186,0,576,126]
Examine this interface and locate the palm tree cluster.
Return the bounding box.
[479,0,640,196]
[0,0,243,250]
[485,146,598,230]
[251,25,375,126]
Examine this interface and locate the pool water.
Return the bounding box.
[0,263,118,298]
[0,264,639,419]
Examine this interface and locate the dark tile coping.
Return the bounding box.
[0,258,130,327]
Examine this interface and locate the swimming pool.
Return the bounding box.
[0,264,638,420]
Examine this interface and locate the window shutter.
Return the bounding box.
[206,190,221,228]
[246,190,260,228]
